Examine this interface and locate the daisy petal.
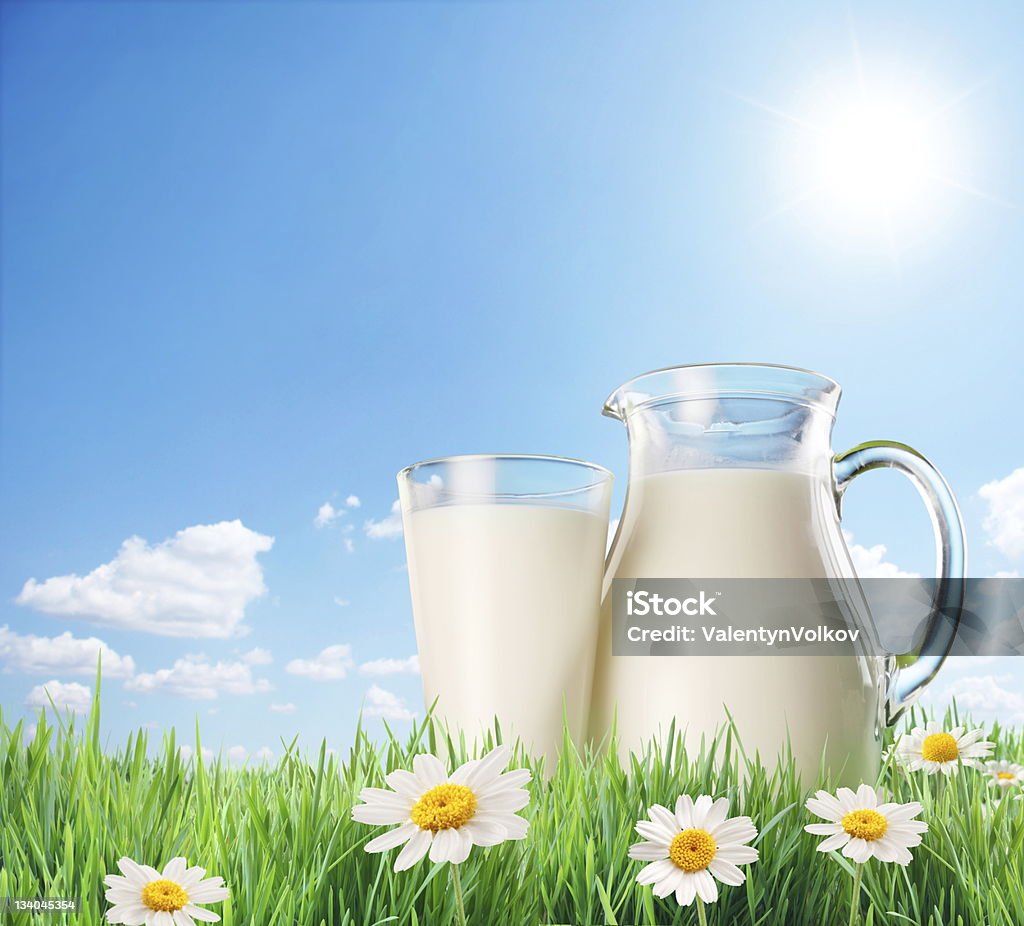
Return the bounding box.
[448,828,473,865]
[709,858,746,886]
[842,838,873,863]
[464,819,507,847]
[412,754,448,788]
[693,869,718,904]
[385,769,424,798]
[714,844,758,865]
[429,828,457,863]
[365,822,418,853]
[676,872,697,906]
[691,795,713,829]
[478,789,530,812]
[651,867,683,898]
[455,745,511,790]
[674,795,694,830]
[703,798,730,832]
[187,887,229,904]
[805,823,844,836]
[394,829,432,871]
[628,841,669,861]
[815,831,850,853]
[161,858,188,882]
[351,804,410,825]
[637,858,676,886]
[650,803,681,837]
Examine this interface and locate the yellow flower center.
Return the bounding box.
[141,879,189,913]
[410,783,477,832]
[921,732,960,763]
[841,809,888,842]
[996,772,1016,781]
[668,829,717,872]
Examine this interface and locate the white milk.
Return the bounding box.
[589,469,883,784]
[404,504,607,766]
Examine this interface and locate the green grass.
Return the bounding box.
[2,693,1023,926]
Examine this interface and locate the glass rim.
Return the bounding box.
[605,362,842,419]
[397,453,613,499]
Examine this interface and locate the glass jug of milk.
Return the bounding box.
[589,364,965,784]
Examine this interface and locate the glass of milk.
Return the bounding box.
[398,454,613,766]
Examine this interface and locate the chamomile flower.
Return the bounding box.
[896,721,994,775]
[351,744,530,871]
[104,856,229,925]
[628,795,758,906]
[804,784,927,864]
[984,759,1024,791]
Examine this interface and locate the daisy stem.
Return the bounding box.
[697,897,708,926]
[450,863,468,926]
[848,864,863,926]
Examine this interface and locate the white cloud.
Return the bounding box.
[364,501,403,540]
[343,538,355,554]
[931,673,1024,725]
[364,684,415,721]
[843,531,920,579]
[224,744,273,764]
[993,570,1021,579]
[125,654,272,700]
[179,744,214,764]
[359,655,420,676]
[980,468,1024,560]
[314,502,344,528]
[286,644,354,681]
[26,679,91,714]
[315,495,361,528]
[270,702,296,714]
[240,647,272,666]
[16,520,273,638]
[0,625,135,677]
[333,597,351,607]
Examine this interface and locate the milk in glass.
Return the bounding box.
[405,503,608,766]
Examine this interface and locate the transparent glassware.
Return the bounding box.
[590,363,965,783]
[398,454,613,766]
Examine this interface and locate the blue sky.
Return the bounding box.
[2,0,1022,762]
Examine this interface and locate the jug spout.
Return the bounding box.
[604,363,841,421]
[603,363,842,477]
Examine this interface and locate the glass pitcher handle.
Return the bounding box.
[834,440,967,725]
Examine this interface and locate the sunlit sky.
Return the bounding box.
[2,1,1022,761]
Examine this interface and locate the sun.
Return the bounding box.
[736,22,1003,254]
[811,94,940,219]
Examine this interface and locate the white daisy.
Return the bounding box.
[804,784,928,865]
[104,856,229,925]
[627,795,758,907]
[351,744,530,871]
[983,759,1024,791]
[895,721,994,775]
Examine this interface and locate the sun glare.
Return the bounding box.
[812,95,940,218]
[737,23,1000,255]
